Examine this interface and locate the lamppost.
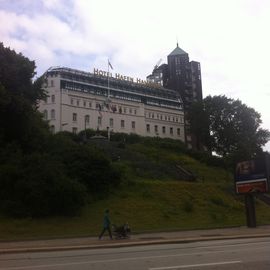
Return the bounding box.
[84,115,88,142]
[107,126,111,141]
[61,123,68,131]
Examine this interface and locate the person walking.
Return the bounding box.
[99,209,113,240]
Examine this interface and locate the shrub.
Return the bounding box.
[0,152,86,217]
[46,135,123,196]
[182,200,194,213]
[209,196,227,207]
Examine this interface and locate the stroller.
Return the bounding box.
[112,223,131,239]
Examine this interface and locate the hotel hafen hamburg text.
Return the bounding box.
[39,67,185,142]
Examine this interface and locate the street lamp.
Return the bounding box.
[107,126,111,141]
[61,123,68,131]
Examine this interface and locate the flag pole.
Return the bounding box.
[107,59,111,141]
[107,59,110,99]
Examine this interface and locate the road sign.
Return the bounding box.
[235,157,269,194]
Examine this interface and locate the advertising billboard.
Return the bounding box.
[235,157,269,194]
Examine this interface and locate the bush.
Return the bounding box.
[46,135,123,196]
[110,132,142,144]
[0,152,86,217]
[183,200,194,213]
[187,150,227,169]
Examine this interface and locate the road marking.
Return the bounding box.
[149,260,242,270]
[4,241,269,270]
[0,249,234,269]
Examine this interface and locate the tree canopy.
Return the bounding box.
[0,43,49,151]
[188,95,270,161]
[0,43,122,218]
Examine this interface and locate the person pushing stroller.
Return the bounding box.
[99,209,113,240]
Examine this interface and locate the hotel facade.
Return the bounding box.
[39,66,185,142]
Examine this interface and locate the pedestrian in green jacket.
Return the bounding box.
[99,209,113,240]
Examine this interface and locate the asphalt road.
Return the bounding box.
[1,237,270,270]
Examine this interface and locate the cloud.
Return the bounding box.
[1,0,270,150]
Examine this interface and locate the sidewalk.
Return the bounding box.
[1,225,270,254]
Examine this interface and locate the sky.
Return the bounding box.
[1,0,270,151]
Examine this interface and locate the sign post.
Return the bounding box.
[245,194,256,228]
[235,156,269,228]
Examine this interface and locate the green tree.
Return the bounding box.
[0,44,88,217]
[187,101,212,151]
[0,43,48,151]
[0,43,46,104]
[189,95,270,160]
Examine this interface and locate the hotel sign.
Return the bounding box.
[93,68,161,88]
[234,157,269,194]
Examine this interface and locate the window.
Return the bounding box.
[51,109,55,119]
[85,115,90,125]
[129,108,132,114]
[162,126,166,134]
[146,124,150,133]
[175,57,180,65]
[177,128,181,136]
[43,110,48,120]
[124,107,127,113]
[109,118,114,128]
[83,100,86,107]
[71,98,74,105]
[154,125,158,133]
[170,127,173,135]
[72,127,77,134]
[121,120,125,128]
[98,116,102,125]
[77,99,80,106]
[132,121,135,129]
[72,113,77,122]
[50,80,54,87]
[51,95,55,103]
[89,102,92,108]
[44,96,48,103]
[134,109,137,115]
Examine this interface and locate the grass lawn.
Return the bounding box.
[1,180,270,241]
[1,141,270,241]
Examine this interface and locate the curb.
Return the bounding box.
[1,233,270,255]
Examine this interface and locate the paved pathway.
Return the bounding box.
[1,225,270,254]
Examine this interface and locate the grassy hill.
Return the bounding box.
[1,136,270,241]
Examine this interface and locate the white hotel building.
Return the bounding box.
[38,67,185,142]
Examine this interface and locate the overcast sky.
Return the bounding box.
[1,0,269,151]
